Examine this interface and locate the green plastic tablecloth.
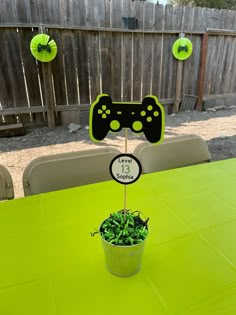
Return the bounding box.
[0,158,236,315]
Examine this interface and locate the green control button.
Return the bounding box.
[154,111,159,117]
[147,105,153,111]
[132,121,143,132]
[141,111,146,116]
[110,120,120,131]
[147,116,152,122]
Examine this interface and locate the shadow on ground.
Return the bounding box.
[0,126,146,152]
[0,109,235,153]
[207,135,236,161]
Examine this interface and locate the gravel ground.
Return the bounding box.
[1,107,236,198]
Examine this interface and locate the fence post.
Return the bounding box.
[196,33,208,111]
[41,62,56,128]
[173,33,184,113]
[173,60,183,112]
[39,26,56,128]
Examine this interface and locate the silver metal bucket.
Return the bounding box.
[101,236,147,277]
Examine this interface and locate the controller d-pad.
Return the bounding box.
[98,105,111,119]
[132,121,143,132]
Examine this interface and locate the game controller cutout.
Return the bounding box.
[89,94,165,144]
[172,38,193,61]
[30,34,57,62]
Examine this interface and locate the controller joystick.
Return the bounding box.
[89,94,165,144]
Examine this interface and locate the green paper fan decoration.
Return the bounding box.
[172,38,193,61]
[30,34,57,62]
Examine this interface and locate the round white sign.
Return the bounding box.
[109,154,142,184]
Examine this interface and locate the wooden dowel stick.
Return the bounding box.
[124,184,127,215]
[125,128,128,154]
[124,129,128,217]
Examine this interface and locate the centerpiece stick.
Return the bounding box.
[124,128,128,219]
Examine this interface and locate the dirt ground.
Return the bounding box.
[1,107,236,198]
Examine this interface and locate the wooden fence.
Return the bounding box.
[0,0,236,127]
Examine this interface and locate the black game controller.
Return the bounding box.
[89,94,164,143]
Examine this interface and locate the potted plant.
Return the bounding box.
[92,209,149,277]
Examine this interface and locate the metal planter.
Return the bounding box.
[101,236,147,277]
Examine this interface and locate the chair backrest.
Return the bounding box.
[133,134,211,174]
[0,164,14,200]
[23,147,121,196]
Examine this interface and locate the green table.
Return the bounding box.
[1,158,236,315]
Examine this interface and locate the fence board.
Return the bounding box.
[182,6,194,31]
[152,35,162,98]
[161,6,177,99]
[49,29,67,106]
[192,7,203,32]
[111,0,123,29]
[62,31,79,105]
[110,0,122,101]
[153,4,164,31]
[228,38,236,92]
[122,32,133,100]
[210,9,221,29]
[220,37,235,94]
[75,31,90,104]
[132,33,143,101]
[15,0,32,23]
[152,5,164,99]
[100,32,112,95]
[181,4,201,97]
[0,29,16,124]
[172,6,183,31]
[210,36,224,94]
[132,1,144,101]
[204,36,215,94]
[142,2,154,97]
[220,10,234,30]
[38,0,60,25]
[88,31,101,102]
[182,36,200,96]
[143,2,155,30]
[134,0,144,30]
[60,0,87,26]
[28,0,40,24]
[87,0,104,101]
[95,0,111,97]
[110,33,122,101]
[164,5,173,30]
[142,34,153,97]
[4,29,30,123]
[202,8,213,30]
[0,0,17,24]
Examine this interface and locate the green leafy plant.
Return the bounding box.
[91,210,149,246]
